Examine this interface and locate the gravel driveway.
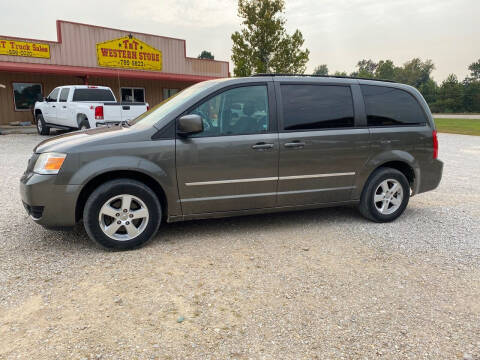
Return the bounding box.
[0,133,479,359]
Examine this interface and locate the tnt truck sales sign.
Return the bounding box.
[96,36,162,71]
[0,39,50,58]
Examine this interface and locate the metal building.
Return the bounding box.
[0,20,229,125]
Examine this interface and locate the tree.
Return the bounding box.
[395,58,434,88]
[433,74,464,113]
[353,59,378,78]
[313,64,328,76]
[468,59,480,80]
[231,0,309,76]
[375,60,397,80]
[198,51,214,60]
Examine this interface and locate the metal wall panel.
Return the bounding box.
[0,21,229,77]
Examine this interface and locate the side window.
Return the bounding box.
[188,85,269,137]
[121,87,145,103]
[47,88,60,102]
[59,88,70,102]
[281,85,354,131]
[361,85,427,126]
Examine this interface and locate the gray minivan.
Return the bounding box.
[20,75,443,250]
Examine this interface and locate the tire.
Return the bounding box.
[78,118,90,130]
[358,167,410,222]
[36,113,50,135]
[83,179,162,250]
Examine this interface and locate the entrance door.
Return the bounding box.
[44,87,60,123]
[276,83,371,206]
[176,84,279,215]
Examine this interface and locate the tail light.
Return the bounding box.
[95,106,104,120]
[432,130,438,159]
[147,105,150,111]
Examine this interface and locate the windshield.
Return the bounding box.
[129,80,219,127]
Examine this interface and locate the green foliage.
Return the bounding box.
[329,57,479,113]
[468,59,480,80]
[313,64,328,76]
[231,0,309,76]
[198,51,214,60]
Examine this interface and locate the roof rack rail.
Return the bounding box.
[251,73,397,83]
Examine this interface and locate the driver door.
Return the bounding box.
[175,83,279,215]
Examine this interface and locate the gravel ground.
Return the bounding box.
[0,133,479,359]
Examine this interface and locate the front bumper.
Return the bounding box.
[20,172,80,227]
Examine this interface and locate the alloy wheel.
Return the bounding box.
[373,179,403,215]
[98,194,149,241]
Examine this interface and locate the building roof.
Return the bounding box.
[0,20,229,81]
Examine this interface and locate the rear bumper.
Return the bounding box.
[418,159,443,194]
[19,172,80,227]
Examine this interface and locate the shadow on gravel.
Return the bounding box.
[32,204,424,251]
[30,206,365,251]
[155,206,364,244]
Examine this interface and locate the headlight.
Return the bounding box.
[33,152,67,175]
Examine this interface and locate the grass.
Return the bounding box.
[434,118,480,136]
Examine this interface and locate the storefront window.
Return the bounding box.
[121,87,145,103]
[163,88,179,99]
[13,83,42,110]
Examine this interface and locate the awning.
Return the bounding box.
[0,61,220,82]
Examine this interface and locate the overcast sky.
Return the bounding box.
[0,0,477,81]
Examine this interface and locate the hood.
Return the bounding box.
[34,125,145,154]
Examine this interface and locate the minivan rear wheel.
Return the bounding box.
[83,179,162,250]
[358,167,410,222]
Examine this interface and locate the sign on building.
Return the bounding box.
[96,35,162,71]
[0,39,50,58]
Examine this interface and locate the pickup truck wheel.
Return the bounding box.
[358,167,410,222]
[36,114,50,135]
[83,179,162,250]
[79,118,90,130]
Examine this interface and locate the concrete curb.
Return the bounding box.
[0,125,37,135]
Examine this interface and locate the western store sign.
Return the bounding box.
[96,35,163,71]
[0,39,50,58]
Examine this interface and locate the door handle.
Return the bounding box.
[380,139,392,145]
[52,105,56,108]
[252,142,274,150]
[62,106,67,109]
[284,141,305,148]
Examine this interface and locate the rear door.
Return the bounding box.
[175,82,279,215]
[44,87,60,123]
[276,82,371,206]
[56,87,75,127]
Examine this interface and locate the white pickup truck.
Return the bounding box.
[34,85,149,135]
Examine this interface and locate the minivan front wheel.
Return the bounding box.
[359,167,410,222]
[83,179,162,250]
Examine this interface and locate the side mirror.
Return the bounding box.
[43,97,48,102]
[177,114,203,136]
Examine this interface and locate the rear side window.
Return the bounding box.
[59,88,70,102]
[361,85,427,126]
[281,85,354,131]
[72,89,115,102]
